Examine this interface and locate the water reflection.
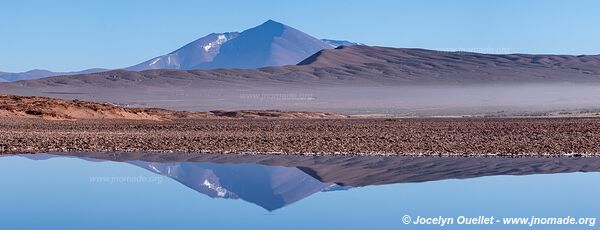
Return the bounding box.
[17,152,600,212]
[21,154,349,211]
[129,161,348,211]
[2,153,600,230]
[49,151,600,186]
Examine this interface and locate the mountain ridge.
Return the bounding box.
[6,45,600,88]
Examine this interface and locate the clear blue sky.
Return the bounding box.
[1,0,599,72]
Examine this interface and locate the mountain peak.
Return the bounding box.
[248,19,287,35]
[263,19,283,25]
[127,20,332,71]
[194,20,331,69]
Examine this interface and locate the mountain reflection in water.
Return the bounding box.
[16,152,600,211]
[21,154,349,211]
[128,161,349,211]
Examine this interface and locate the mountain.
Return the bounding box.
[127,32,239,71]
[8,46,600,88]
[2,20,358,81]
[128,20,333,71]
[0,68,107,82]
[195,20,332,69]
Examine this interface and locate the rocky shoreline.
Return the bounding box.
[2,117,600,156]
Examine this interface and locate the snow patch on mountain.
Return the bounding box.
[202,179,229,197]
[321,39,364,47]
[126,32,239,71]
[203,34,229,52]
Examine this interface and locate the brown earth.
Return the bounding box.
[2,117,600,155]
[0,94,346,120]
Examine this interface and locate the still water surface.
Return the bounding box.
[0,154,598,230]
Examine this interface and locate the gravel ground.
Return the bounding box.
[2,118,600,156]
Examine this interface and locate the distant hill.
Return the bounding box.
[6,45,600,89]
[0,68,107,82]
